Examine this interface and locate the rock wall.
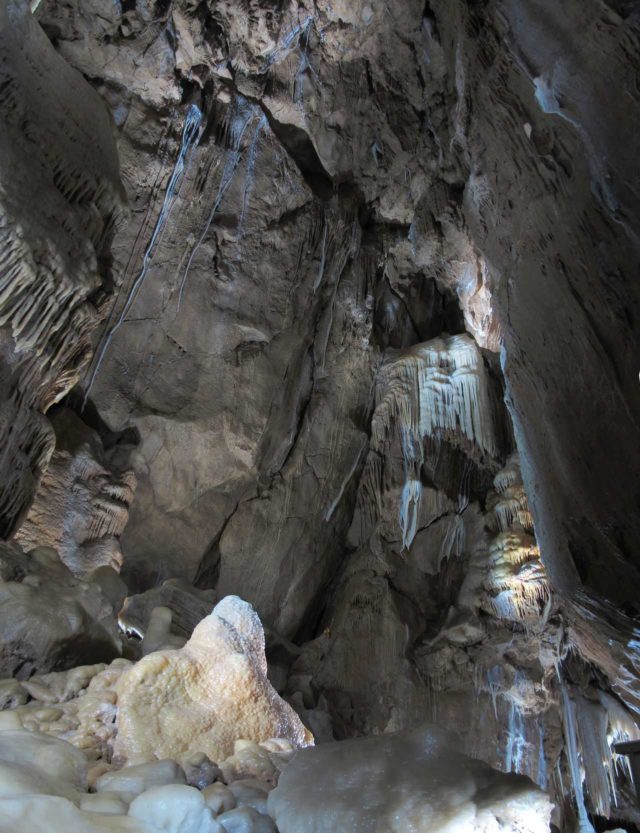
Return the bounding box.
[0,0,125,537]
[36,0,640,631]
[425,0,640,610]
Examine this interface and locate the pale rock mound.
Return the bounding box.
[113,596,313,765]
[268,726,552,833]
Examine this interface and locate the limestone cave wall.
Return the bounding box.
[0,1,639,831]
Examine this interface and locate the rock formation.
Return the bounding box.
[269,726,552,833]
[16,408,136,576]
[0,542,122,678]
[0,0,638,831]
[0,0,125,537]
[113,597,313,766]
[0,725,284,833]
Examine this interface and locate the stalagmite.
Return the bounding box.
[113,597,312,766]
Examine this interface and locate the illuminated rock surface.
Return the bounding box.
[113,596,313,766]
[269,726,552,833]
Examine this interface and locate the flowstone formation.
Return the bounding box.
[15,408,137,576]
[269,726,552,833]
[0,597,311,770]
[113,596,312,766]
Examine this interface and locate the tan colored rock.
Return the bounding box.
[16,408,136,577]
[218,740,286,788]
[113,597,313,766]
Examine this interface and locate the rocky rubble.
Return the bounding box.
[0,595,310,832]
[0,727,285,833]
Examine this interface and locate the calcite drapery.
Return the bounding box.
[15,408,136,576]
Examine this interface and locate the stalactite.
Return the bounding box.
[557,673,596,833]
[83,104,203,405]
[575,695,614,817]
[372,334,498,464]
[178,98,256,309]
[480,454,550,625]
[357,333,500,550]
[237,113,269,237]
[261,15,315,72]
[505,693,527,774]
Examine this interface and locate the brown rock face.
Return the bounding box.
[0,0,125,537]
[427,0,640,613]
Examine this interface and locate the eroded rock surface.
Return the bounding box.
[0,0,125,536]
[16,408,136,576]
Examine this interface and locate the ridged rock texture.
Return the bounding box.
[0,0,125,537]
[1,1,639,831]
[15,408,137,576]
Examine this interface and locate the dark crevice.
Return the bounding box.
[58,390,140,451]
